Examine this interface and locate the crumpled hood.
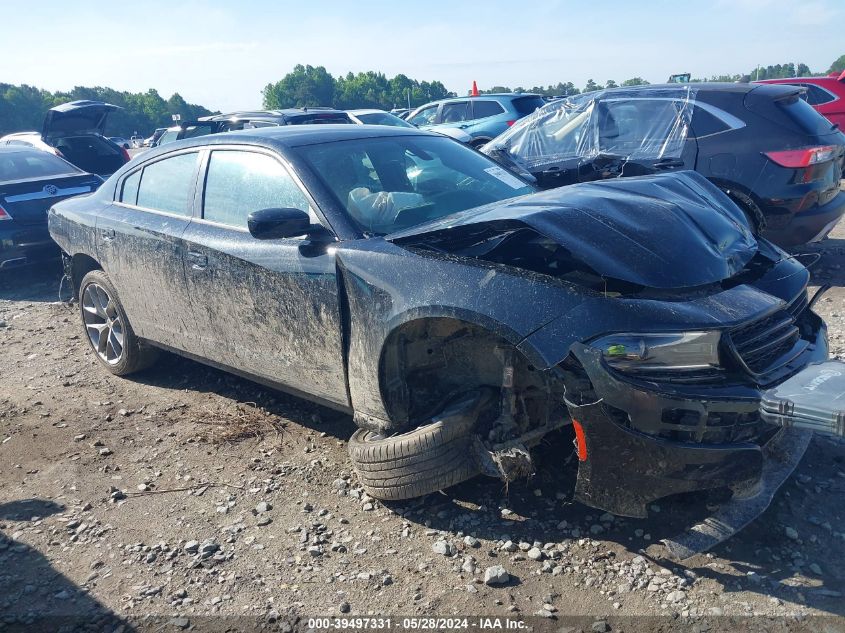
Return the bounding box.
[387,171,758,290]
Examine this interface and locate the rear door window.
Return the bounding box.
[441,102,471,123]
[136,152,199,216]
[472,101,505,119]
[597,99,686,156]
[202,150,313,229]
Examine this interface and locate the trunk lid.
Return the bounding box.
[387,170,758,290]
[0,174,102,226]
[42,100,120,141]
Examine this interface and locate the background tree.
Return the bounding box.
[583,79,599,93]
[0,83,212,136]
[829,55,845,74]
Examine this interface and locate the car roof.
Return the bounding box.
[0,145,46,155]
[570,82,803,100]
[757,76,833,82]
[348,109,396,116]
[414,93,543,109]
[141,124,432,155]
[201,108,347,122]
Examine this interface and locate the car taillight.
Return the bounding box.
[505,120,517,127]
[764,145,839,168]
[0,204,12,221]
[121,147,131,162]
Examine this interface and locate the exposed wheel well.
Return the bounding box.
[722,188,766,234]
[69,254,102,299]
[378,318,553,435]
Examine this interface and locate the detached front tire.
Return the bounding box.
[348,390,494,500]
[79,270,158,376]
[348,423,481,500]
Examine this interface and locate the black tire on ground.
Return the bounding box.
[79,269,159,376]
[348,419,482,501]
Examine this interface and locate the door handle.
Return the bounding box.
[187,251,208,270]
[653,159,685,169]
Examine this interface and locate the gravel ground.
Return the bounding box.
[1,227,845,632]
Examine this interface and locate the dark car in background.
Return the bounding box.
[0,100,130,178]
[484,83,845,247]
[407,93,546,148]
[153,108,354,147]
[48,126,845,552]
[0,146,101,270]
[757,71,845,130]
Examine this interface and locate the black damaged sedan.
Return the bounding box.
[48,126,844,554]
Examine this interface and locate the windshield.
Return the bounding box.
[355,112,415,128]
[297,135,535,235]
[0,150,82,181]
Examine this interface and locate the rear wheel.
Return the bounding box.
[79,270,158,376]
[348,418,481,501]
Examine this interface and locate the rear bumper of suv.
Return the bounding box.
[762,186,845,246]
[563,312,827,518]
[0,224,59,269]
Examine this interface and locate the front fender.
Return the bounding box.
[335,239,582,425]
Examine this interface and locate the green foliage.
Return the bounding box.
[584,79,600,93]
[621,77,650,87]
[0,83,214,137]
[262,65,454,110]
[4,53,843,139]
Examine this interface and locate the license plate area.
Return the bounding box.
[760,361,845,437]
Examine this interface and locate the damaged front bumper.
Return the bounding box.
[564,332,826,520]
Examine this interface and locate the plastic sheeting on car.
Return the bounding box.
[485,87,698,170]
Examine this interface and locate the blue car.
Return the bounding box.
[406,94,545,148]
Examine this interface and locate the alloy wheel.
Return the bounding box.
[82,283,124,365]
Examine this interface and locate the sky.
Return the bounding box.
[1,0,842,112]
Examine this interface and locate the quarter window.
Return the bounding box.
[690,106,731,137]
[135,152,198,216]
[120,170,141,204]
[203,150,312,229]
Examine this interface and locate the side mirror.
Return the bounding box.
[247,207,313,240]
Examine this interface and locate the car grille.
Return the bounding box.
[606,404,778,445]
[631,367,726,385]
[728,292,808,376]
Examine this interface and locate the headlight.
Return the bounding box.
[592,331,722,373]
